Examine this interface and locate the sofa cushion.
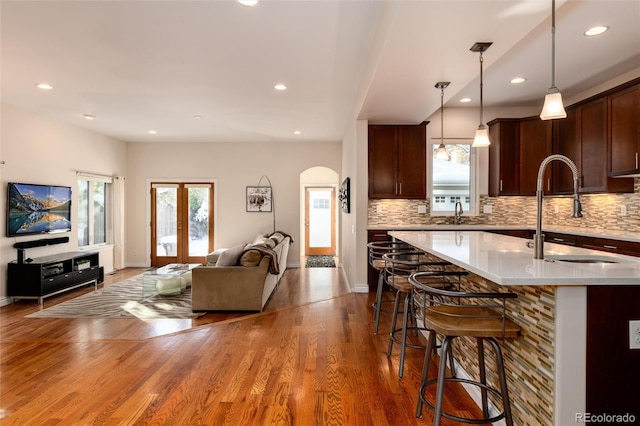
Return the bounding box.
[216,243,246,266]
[240,249,264,267]
[269,232,285,244]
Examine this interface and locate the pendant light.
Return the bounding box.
[470,42,492,147]
[435,82,451,161]
[540,0,567,120]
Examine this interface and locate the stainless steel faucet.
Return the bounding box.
[533,154,583,259]
[454,201,463,225]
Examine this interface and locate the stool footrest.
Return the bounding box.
[418,377,506,424]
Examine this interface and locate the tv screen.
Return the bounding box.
[7,182,72,237]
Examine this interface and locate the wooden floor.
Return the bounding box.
[0,265,482,425]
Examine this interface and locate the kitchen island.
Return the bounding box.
[389,230,640,426]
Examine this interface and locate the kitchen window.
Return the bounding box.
[429,140,476,215]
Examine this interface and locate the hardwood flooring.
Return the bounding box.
[0,265,481,425]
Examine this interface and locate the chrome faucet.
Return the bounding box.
[533,154,583,259]
[454,201,463,225]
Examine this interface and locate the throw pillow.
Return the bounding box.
[252,233,268,245]
[240,249,263,267]
[270,232,285,244]
[253,237,276,248]
[216,243,246,266]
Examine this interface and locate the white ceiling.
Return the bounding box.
[2,1,639,144]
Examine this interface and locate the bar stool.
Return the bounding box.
[367,240,411,334]
[383,252,456,378]
[410,271,521,426]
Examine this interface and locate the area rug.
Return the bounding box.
[26,274,203,319]
[305,255,336,268]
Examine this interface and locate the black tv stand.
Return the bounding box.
[8,251,103,304]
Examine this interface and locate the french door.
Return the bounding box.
[304,187,336,256]
[151,182,214,267]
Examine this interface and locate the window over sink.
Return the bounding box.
[429,139,476,215]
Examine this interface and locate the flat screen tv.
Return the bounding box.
[7,182,72,237]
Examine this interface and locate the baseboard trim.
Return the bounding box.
[353,283,369,293]
[0,297,13,307]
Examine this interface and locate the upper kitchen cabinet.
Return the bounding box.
[552,108,579,194]
[608,82,640,177]
[488,118,520,196]
[519,117,552,195]
[368,123,427,199]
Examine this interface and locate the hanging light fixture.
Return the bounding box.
[470,42,492,147]
[435,82,451,161]
[540,0,567,120]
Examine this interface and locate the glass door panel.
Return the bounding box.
[305,187,335,256]
[151,182,214,267]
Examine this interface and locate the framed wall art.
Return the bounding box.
[246,186,272,212]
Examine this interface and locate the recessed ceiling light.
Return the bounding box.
[584,26,609,36]
[238,0,258,6]
[293,130,301,135]
[35,83,53,90]
[193,115,202,119]
[148,130,157,134]
[274,84,287,91]
[459,98,472,103]
[510,77,527,84]
[83,114,95,120]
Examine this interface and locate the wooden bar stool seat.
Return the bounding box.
[410,271,521,426]
[383,252,456,378]
[367,240,412,334]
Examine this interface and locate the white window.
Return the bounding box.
[429,140,476,215]
[78,176,111,247]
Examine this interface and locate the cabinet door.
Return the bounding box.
[488,119,520,196]
[553,108,579,194]
[580,98,609,192]
[519,118,552,195]
[397,125,426,198]
[609,83,640,176]
[368,126,398,198]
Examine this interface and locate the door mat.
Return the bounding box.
[305,256,336,268]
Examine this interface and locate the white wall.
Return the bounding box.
[0,103,127,304]
[340,119,369,292]
[125,141,341,267]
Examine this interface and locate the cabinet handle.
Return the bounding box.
[547,179,550,192]
[553,238,565,242]
[395,182,398,194]
[636,152,638,169]
[604,245,618,250]
[399,183,402,194]
[500,180,503,192]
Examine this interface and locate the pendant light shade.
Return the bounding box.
[540,0,567,120]
[470,42,492,148]
[435,81,451,161]
[473,125,490,147]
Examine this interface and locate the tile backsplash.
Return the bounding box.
[368,178,640,232]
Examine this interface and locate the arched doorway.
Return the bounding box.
[300,167,340,265]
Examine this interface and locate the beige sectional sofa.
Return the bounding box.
[191,231,291,312]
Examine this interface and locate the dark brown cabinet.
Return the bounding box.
[608,82,640,177]
[519,117,552,195]
[552,108,579,194]
[368,123,427,199]
[488,118,520,196]
[579,98,609,192]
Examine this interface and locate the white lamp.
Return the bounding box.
[540,0,567,120]
[470,42,492,147]
[435,82,451,161]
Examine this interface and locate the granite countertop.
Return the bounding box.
[370,224,640,243]
[389,230,640,286]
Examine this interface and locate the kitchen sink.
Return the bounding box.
[544,254,630,264]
